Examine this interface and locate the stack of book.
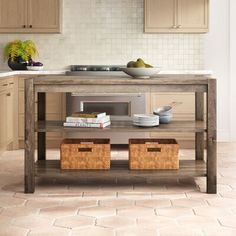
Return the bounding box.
[63,112,111,128]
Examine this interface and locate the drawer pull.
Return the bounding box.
[9,82,14,85]
[6,93,11,96]
[147,147,161,152]
[78,147,92,152]
[2,84,8,86]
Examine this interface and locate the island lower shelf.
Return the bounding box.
[35,160,206,178]
[36,120,206,133]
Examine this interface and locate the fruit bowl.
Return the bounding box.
[121,67,161,79]
[27,66,44,71]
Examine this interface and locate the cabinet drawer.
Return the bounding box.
[150,93,195,120]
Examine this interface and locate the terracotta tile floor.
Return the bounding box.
[0,143,236,236]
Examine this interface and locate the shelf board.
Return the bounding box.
[36,120,206,133]
[35,160,206,178]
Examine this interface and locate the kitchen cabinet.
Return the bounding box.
[23,76,217,194]
[0,0,61,33]
[0,77,14,152]
[145,0,209,33]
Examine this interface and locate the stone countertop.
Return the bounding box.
[0,70,213,79]
[0,70,66,78]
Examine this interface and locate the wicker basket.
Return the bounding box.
[60,139,110,170]
[129,139,179,170]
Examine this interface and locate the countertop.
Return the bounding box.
[0,70,213,79]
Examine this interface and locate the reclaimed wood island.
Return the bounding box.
[24,75,217,194]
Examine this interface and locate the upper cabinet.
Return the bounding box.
[0,0,62,33]
[145,0,209,33]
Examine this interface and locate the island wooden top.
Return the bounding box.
[31,75,215,85]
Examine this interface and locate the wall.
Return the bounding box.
[229,0,236,141]
[0,0,203,71]
[203,0,230,141]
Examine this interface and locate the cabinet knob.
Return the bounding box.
[2,84,8,87]
[23,25,26,28]
[6,93,11,96]
[29,25,33,28]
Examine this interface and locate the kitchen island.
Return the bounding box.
[24,75,217,194]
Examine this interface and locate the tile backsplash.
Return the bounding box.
[0,0,204,71]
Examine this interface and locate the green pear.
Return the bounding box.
[145,63,153,68]
[134,60,146,68]
[137,58,145,64]
[127,61,136,68]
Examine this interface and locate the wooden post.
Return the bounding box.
[37,93,46,161]
[207,79,217,194]
[24,79,35,193]
[195,92,205,160]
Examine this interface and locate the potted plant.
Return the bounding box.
[3,40,38,70]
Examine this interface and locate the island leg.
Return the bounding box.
[207,80,217,194]
[195,92,204,160]
[24,79,35,193]
[38,93,46,161]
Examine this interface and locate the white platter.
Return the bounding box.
[27,66,44,71]
[121,67,161,79]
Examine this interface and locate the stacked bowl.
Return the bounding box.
[133,114,159,127]
[153,106,173,124]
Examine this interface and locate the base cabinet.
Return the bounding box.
[0,77,14,152]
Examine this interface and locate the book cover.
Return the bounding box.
[71,111,106,118]
[63,121,111,128]
[66,115,110,124]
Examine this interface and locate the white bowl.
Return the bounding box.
[121,67,161,79]
[27,66,44,71]
[153,106,172,116]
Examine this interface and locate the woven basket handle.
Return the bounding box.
[147,147,161,152]
[78,147,92,152]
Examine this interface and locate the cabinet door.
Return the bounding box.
[177,0,208,32]
[27,0,61,33]
[0,92,6,149]
[145,0,176,33]
[6,90,14,143]
[0,0,26,33]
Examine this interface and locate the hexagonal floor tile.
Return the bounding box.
[177,215,219,228]
[1,206,39,217]
[135,199,171,209]
[26,199,62,209]
[62,199,98,208]
[218,216,236,228]
[99,199,135,209]
[203,227,236,236]
[72,226,115,236]
[137,215,177,229]
[28,226,70,236]
[118,206,155,217]
[79,206,116,218]
[39,206,77,218]
[116,226,157,236]
[172,198,207,208]
[97,216,135,229]
[55,215,95,229]
[193,206,233,217]
[0,225,29,236]
[0,196,25,207]
[159,225,203,236]
[12,215,54,229]
[207,197,236,207]
[157,206,194,218]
